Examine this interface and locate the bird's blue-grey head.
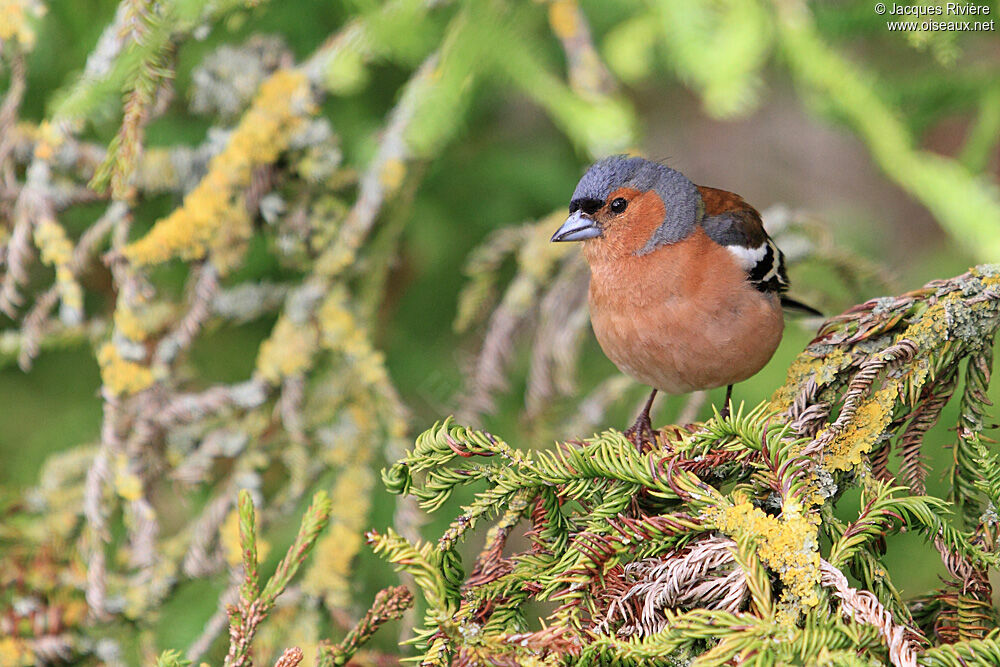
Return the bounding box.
[550,155,703,253]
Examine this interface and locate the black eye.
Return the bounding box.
[610,198,628,214]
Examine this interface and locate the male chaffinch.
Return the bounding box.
[551,155,819,447]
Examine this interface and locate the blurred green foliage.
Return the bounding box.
[0,0,997,664]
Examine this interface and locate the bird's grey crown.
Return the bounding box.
[571,155,702,252]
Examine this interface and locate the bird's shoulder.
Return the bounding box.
[695,185,788,294]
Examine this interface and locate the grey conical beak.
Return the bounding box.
[550,210,601,242]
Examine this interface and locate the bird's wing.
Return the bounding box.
[697,186,788,294]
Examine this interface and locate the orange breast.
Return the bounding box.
[586,228,784,394]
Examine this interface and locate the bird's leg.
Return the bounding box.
[718,384,734,419]
[624,389,658,450]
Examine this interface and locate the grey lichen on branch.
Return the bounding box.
[371,265,1000,666]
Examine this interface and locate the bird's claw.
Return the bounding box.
[624,414,657,452]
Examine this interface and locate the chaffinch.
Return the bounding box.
[551,155,819,447]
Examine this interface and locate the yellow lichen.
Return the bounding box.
[548,0,580,40]
[113,454,143,502]
[210,202,252,274]
[319,406,368,468]
[709,494,822,620]
[123,69,315,269]
[302,405,376,607]
[256,606,321,667]
[60,598,88,627]
[111,302,174,341]
[136,147,179,192]
[33,140,53,161]
[317,288,365,349]
[97,343,154,396]
[255,316,319,385]
[113,304,147,342]
[0,637,34,667]
[317,289,390,386]
[0,0,45,50]
[33,216,70,265]
[314,243,354,277]
[34,216,83,316]
[379,157,406,190]
[33,119,62,161]
[814,282,988,473]
[822,382,900,472]
[301,521,363,608]
[260,281,391,400]
[801,471,830,508]
[122,559,176,619]
[770,347,850,413]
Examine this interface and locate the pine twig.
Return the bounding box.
[224,490,332,667]
[317,586,414,667]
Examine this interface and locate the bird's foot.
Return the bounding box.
[716,385,734,420]
[624,412,657,452]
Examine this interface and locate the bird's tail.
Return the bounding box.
[780,296,823,317]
